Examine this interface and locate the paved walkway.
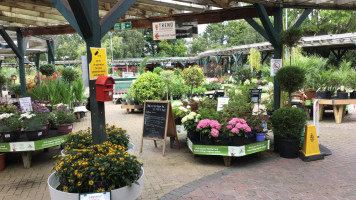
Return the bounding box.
[0,102,355,200]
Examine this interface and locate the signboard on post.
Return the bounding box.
[175,19,198,39]
[140,101,180,156]
[114,22,131,31]
[270,59,282,76]
[217,97,229,111]
[19,97,32,112]
[152,21,176,40]
[89,48,108,80]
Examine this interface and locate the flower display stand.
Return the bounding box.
[187,138,270,167]
[0,131,68,168]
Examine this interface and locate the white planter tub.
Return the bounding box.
[48,168,143,200]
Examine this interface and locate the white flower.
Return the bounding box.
[189,112,197,117]
[181,117,187,123]
[179,106,188,112]
[244,80,250,85]
[187,105,191,109]
[19,112,36,120]
[172,101,182,107]
[0,113,14,120]
[193,97,201,102]
[188,116,194,120]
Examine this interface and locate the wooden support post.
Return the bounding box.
[223,156,232,167]
[20,152,32,169]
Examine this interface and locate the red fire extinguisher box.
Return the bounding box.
[95,76,115,102]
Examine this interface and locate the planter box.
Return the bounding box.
[48,168,144,200]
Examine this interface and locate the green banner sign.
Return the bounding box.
[34,135,67,150]
[0,143,10,152]
[245,140,270,155]
[0,135,67,152]
[114,22,132,31]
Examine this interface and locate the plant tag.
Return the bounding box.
[38,132,42,136]
[68,126,72,129]
[79,191,111,200]
[5,134,10,138]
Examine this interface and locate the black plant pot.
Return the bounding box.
[25,130,43,141]
[200,135,214,145]
[0,129,21,142]
[317,91,331,99]
[337,92,348,99]
[278,138,299,158]
[274,135,279,152]
[174,118,182,125]
[350,91,356,99]
[231,136,246,146]
[216,134,231,146]
[188,131,200,143]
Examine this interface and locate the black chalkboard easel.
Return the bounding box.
[140,101,180,156]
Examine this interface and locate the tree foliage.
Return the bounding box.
[181,65,205,97]
[276,66,305,106]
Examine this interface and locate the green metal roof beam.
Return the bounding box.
[68,0,95,39]
[292,9,313,28]
[254,4,280,48]
[245,18,270,42]
[0,27,22,58]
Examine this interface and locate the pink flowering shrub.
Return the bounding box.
[196,119,221,138]
[226,118,251,137]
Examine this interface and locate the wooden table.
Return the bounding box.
[318,99,356,123]
[73,106,88,122]
[121,104,143,114]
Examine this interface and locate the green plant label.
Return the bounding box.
[34,135,67,150]
[0,143,10,152]
[193,145,228,155]
[245,140,269,155]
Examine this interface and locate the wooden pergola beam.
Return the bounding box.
[136,0,207,12]
[0,16,47,27]
[0,11,66,25]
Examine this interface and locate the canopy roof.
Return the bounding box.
[1,0,356,36]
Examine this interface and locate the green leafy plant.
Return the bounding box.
[168,79,186,99]
[0,74,6,86]
[0,112,21,132]
[271,107,306,140]
[53,104,76,125]
[72,79,86,104]
[181,112,200,133]
[40,64,55,76]
[153,67,164,75]
[9,84,21,97]
[160,70,175,100]
[276,66,305,106]
[181,65,205,98]
[130,72,165,103]
[138,56,151,74]
[62,67,79,83]
[19,112,43,131]
[280,27,304,65]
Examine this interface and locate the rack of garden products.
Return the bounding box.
[0,130,67,168]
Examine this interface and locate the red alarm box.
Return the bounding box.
[96,76,115,102]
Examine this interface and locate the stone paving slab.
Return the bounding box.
[0,102,355,200]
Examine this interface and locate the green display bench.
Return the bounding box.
[0,132,67,169]
[187,138,270,166]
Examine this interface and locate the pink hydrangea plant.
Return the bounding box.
[196,119,221,138]
[226,118,251,137]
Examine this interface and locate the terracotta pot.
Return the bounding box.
[0,153,5,171]
[57,124,73,135]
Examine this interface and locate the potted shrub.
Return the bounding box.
[53,104,76,135]
[9,84,21,98]
[169,79,186,100]
[181,65,205,98]
[349,71,356,99]
[315,70,332,99]
[20,112,44,141]
[130,72,165,103]
[276,66,305,107]
[32,102,50,136]
[160,70,175,100]
[0,112,21,142]
[40,64,55,77]
[49,141,143,200]
[196,119,221,145]
[181,112,200,143]
[271,106,306,158]
[226,118,252,146]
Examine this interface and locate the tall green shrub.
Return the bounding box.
[40,64,55,76]
[181,65,205,97]
[130,72,165,103]
[271,107,306,139]
[62,67,80,83]
[276,66,305,106]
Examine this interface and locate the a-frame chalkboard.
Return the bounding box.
[140,101,180,156]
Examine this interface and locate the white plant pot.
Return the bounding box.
[48,168,144,200]
[61,142,135,157]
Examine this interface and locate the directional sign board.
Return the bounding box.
[114,22,131,31]
[270,59,282,76]
[153,21,176,40]
[176,19,198,39]
[89,47,108,80]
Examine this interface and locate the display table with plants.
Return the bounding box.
[317,99,356,123]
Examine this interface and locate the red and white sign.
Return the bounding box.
[270,59,282,76]
[152,21,176,40]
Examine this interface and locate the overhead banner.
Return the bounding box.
[89,47,108,80]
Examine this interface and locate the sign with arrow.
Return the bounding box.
[152,21,176,40]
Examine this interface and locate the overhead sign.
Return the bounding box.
[114,22,131,31]
[176,19,198,39]
[270,59,282,76]
[89,48,108,80]
[153,21,176,40]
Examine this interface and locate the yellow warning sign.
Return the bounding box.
[301,125,321,157]
[89,47,108,80]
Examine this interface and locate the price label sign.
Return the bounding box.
[80,192,111,200]
[19,97,32,112]
[270,59,282,76]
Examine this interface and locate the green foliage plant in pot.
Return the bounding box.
[40,64,56,77]
[182,65,205,98]
[130,72,165,103]
[280,27,304,66]
[160,70,175,100]
[276,66,305,107]
[0,112,21,142]
[181,112,200,143]
[53,104,76,135]
[61,67,80,84]
[271,106,307,158]
[9,84,21,98]
[196,119,221,145]
[32,102,51,136]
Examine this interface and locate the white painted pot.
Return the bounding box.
[48,168,143,200]
[60,142,135,157]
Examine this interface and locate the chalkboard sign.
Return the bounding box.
[143,102,168,139]
[140,101,180,156]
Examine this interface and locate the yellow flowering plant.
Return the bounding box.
[63,124,129,151]
[53,141,142,193]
